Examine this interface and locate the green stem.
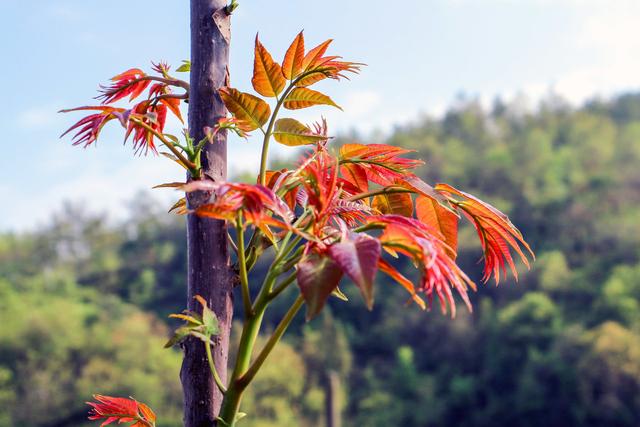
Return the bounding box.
[280,247,304,273]
[218,305,266,425]
[272,234,302,267]
[258,83,297,185]
[218,225,305,424]
[268,271,297,301]
[239,295,304,387]
[235,213,253,318]
[218,295,305,425]
[205,340,227,394]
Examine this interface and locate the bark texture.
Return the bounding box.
[181,2,234,426]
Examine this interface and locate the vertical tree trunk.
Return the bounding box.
[325,371,342,427]
[182,2,233,426]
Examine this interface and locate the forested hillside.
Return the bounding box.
[1,93,639,426]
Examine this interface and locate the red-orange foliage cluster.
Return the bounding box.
[63,30,533,426]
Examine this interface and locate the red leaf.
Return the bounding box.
[328,232,381,309]
[339,143,424,187]
[297,252,344,320]
[126,101,167,154]
[435,183,534,283]
[98,68,149,104]
[59,106,124,147]
[159,96,183,123]
[365,215,476,316]
[189,182,294,236]
[87,395,156,427]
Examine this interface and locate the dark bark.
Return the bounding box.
[181,2,234,426]
[325,370,342,427]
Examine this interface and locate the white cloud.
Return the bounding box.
[17,105,62,129]
[556,3,640,102]
[515,1,640,105]
[1,148,184,232]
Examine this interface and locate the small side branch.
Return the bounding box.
[346,186,414,202]
[205,341,227,394]
[235,213,254,317]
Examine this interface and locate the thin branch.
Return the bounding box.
[227,231,238,254]
[268,271,297,301]
[129,118,197,171]
[205,341,227,394]
[155,93,189,102]
[279,247,305,273]
[238,295,304,388]
[135,75,190,90]
[258,83,294,185]
[235,213,254,318]
[346,186,414,202]
[258,72,309,185]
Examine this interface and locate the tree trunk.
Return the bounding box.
[181,2,234,426]
[325,370,342,427]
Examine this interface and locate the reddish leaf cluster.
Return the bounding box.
[436,183,534,283]
[62,30,533,323]
[87,395,156,427]
[186,137,533,318]
[183,180,295,242]
[69,29,535,426]
[61,63,186,153]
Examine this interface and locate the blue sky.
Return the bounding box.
[1,0,639,231]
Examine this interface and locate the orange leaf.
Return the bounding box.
[219,87,271,131]
[295,71,330,88]
[137,403,156,424]
[252,35,286,97]
[160,97,183,123]
[339,143,368,159]
[372,193,414,217]
[340,163,368,193]
[282,31,305,80]
[302,39,333,70]
[283,87,341,110]
[398,175,454,212]
[416,195,459,258]
[378,258,425,309]
[273,118,327,146]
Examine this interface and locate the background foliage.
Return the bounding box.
[1,93,639,426]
